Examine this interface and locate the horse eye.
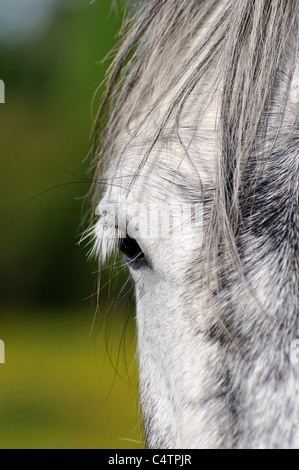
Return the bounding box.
[119,235,149,268]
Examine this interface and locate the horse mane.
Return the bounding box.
[87,2,299,447]
[90,0,299,321]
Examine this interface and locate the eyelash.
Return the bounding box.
[118,235,150,269]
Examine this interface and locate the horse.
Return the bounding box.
[87,0,299,448]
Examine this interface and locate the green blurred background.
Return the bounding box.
[0,0,143,449]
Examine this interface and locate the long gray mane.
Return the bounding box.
[92,0,298,318]
[90,0,299,448]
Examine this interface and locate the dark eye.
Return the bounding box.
[119,235,150,269]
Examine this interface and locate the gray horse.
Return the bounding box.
[87,0,299,448]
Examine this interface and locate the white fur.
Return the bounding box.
[90,0,299,449]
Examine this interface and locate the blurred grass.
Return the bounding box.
[0,308,144,449]
[0,1,142,449]
[0,0,125,307]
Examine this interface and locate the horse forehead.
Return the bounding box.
[106,147,209,210]
[290,61,299,104]
[107,97,219,207]
[102,58,299,213]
